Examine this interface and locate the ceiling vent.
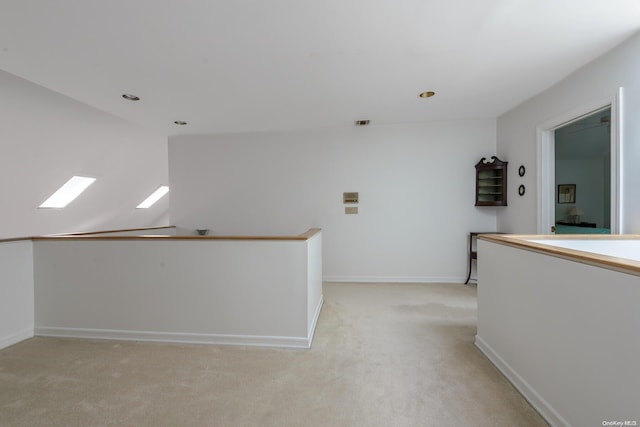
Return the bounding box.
[354,120,370,126]
[122,94,140,101]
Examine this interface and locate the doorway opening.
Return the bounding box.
[536,88,622,235]
[554,108,611,234]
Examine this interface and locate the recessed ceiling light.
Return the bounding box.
[174,121,187,125]
[122,94,140,101]
[419,91,436,98]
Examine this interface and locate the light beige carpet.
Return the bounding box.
[0,282,548,427]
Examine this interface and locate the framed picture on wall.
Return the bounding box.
[558,184,576,204]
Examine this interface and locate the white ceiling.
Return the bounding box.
[0,1,639,136]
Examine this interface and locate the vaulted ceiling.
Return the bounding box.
[1,1,639,136]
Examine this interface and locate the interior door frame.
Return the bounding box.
[536,87,623,234]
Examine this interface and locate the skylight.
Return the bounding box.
[39,176,96,208]
[137,186,169,209]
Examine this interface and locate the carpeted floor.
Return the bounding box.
[0,282,548,426]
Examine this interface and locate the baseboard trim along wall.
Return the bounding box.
[0,328,34,351]
[307,295,324,348]
[323,276,466,284]
[27,296,326,351]
[35,327,313,349]
[474,335,570,427]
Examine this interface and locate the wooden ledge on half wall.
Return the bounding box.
[479,233,640,277]
[1,226,322,243]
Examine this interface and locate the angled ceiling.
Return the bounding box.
[0,0,639,136]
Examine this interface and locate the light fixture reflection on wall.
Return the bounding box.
[39,176,96,208]
[137,186,169,209]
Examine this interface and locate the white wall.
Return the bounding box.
[476,239,640,427]
[496,31,640,234]
[0,240,34,350]
[0,69,169,239]
[169,120,497,282]
[34,237,321,348]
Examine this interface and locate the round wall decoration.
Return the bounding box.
[518,165,526,177]
[518,184,526,196]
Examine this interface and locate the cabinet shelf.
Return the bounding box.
[475,156,508,207]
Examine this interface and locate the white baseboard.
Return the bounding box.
[307,294,324,348]
[323,276,466,284]
[35,297,326,350]
[35,327,311,349]
[474,335,570,427]
[0,327,34,350]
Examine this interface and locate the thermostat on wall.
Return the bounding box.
[343,192,359,204]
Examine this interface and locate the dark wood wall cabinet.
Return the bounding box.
[475,156,508,206]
